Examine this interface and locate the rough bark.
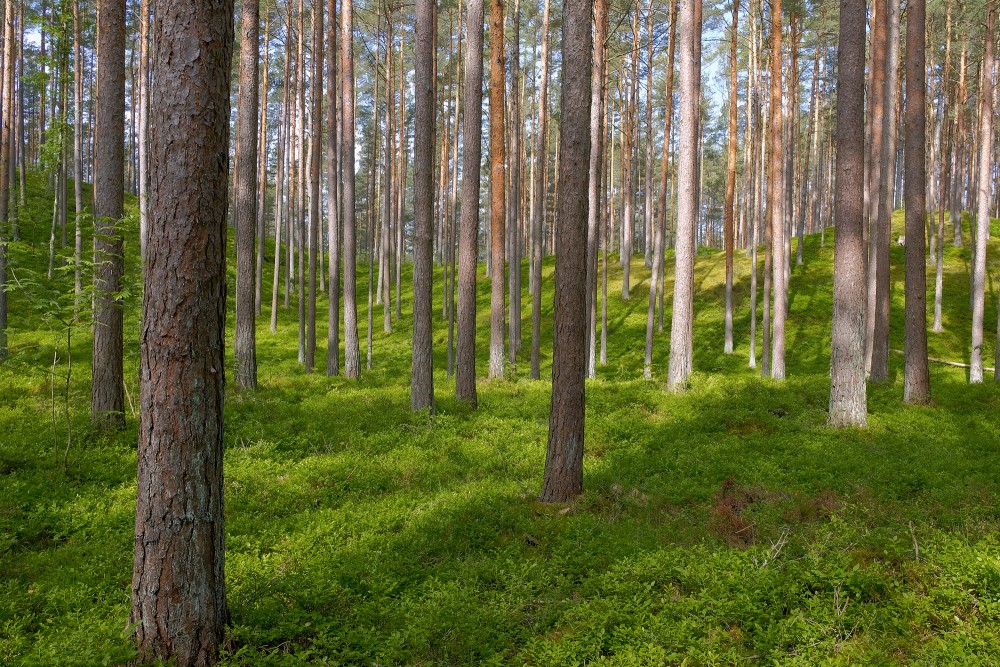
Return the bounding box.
[130,0,233,662]
[666,0,699,392]
[91,0,126,429]
[828,0,867,428]
[411,0,435,410]
[540,0,592,504]
[903,0,929,403]
[234,0,259,388]
[456,0,485,407]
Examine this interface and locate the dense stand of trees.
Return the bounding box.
[0,0,998,662]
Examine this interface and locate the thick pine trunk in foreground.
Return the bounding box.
[828,0,867,428]
[130,0,233,663]
[234,0,259,389]
[540,0,592,504]
[327,0,340,375]
[903,0,929,403]
[411,0,435,410]
[92,0,126,429]
[456,0,485,407]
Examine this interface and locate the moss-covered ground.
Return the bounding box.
[2,172,1000,665]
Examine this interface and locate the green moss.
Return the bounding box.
[3,173,1000,664]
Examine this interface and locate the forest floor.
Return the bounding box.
[3,173,1000,665]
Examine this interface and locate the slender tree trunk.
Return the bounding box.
[255,2,270,316]
[73,0,83,298]
[865,0,888,374]
[508,0,521,362]
[642,0,653,270]
[722,0,739,355]
[656,0,679,334]
[305,0,322,372]
[137,0,149,260]
[666,0,700,392]
[870,0,900,383]
[540,0,592,504]
[828,0,867,427]
[620,6,638,300]
[457,0,484,406]
[234,0,259,388]
[530,0,550,379]
[342,0,360,378]
[130,0,233,662]
[768,0,786,379]
[0,0,12,360]
[327,0,340,375]
[971,7,995,384]
[588,0,609,379]
[92,0,126,429]
[411,0,435,409]
[797,41,820,266]
[488,0,506,379]
[295,0,306,365]
[382,11,394,333]
[903,0,930,403]
[270,26,290,333]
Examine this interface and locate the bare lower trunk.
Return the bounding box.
[903,0,929,403]
[456,0,484,406]
[488,0,507,379]
[768,0,786,380]
[131,0,233,663]
[971,8,995,383]
[722,0,739,355]
[234,0,259,388]
[828,0,867,427]
[588,0,608,379]
[666,0,700,392]
[91,0,126,429]
[540,0,592,504]
[342,0,361,378]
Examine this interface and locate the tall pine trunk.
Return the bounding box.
[828,0,868,427]
[91,0,126,429]
[411,0,435,409]
[539,0,592,504]
[130,0,233,661]
[234,0,260,388]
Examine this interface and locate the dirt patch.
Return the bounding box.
[710,477,770,547]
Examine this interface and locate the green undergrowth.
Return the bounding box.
[2,172,1000,665]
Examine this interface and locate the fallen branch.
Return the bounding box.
[890,349,995,374]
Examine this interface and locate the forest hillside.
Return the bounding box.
[3,173,1000,665]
